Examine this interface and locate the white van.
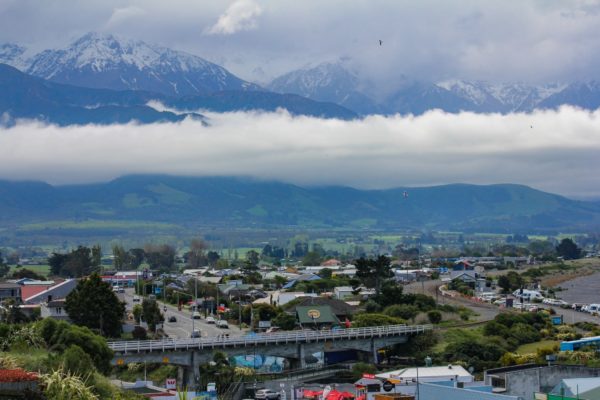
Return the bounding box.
[513,289,544,301]
[587,304,600,315]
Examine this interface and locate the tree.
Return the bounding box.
[246,250,260,267]
[132,304,143,324]
[0,251,9,278]
[206,251,220,267]
[91,245,102,269]
[356,255,393,297]
[141,298,163,332]
[63,246,94,277]
[272,313,297,330]
[112,245,130,271]
[427,310,442,324]
[318,268,333,279]
[48,252,68,276]
[302,251,322,266]
[65,273,125,337]
[61,345,95,378]
[145,244,176,272]
[186,239,207,269]
[556,238,582,260]
[128,248,146,268]
[10,268,46,280]
[131,326,148,340]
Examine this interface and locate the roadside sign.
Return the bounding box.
[165,378,176,389]
[162,356,169,364]
[116,358,124,366]
[259,321,271,328]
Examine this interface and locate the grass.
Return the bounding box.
[515,340,560,355]
[9,264,51,276]
[18,219,180,231]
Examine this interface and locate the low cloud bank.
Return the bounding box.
[1,107,599,199]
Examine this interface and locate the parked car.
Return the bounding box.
[133,296,141,303]
[191,329,201,338]
[192,312,201,320]
[255,389,280,400]
[217,320,229,329]
[206,316,216,324]
[168,316,177,323]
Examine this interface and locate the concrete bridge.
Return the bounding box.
[108,324,432,388]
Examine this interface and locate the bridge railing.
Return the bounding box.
[108,324,432,354]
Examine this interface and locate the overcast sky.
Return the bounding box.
[2,1,600,199]
[2,0,600,84]
[1,107,600,199]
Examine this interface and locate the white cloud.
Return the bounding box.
[204,0,262,35]
[1,107,600,199]
[104,6,146,30]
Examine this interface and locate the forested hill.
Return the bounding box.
[0,175,599,233]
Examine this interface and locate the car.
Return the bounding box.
[191,329,201,338]
[192,312,201,320]
[255,389,280,400]
[133,296,141,303]
[266,326,281,333]
[168,316,177,323]
[217,320,229,329]
[206,316,216,324]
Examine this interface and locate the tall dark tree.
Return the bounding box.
[186,239,207,269]
[48,252,68,276]
[65,273,125,337]
[556,238,582,260]
[206,251,220,267]
[112,245,130,271]
[355,255,393,297]
[91,245,102,269]
[128,248,146,268]
[63,246,94,277]
[145,244,176,272]
[141,298,163,332]
[0,251,9,278]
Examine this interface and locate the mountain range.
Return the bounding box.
[268,61,600,116]
[0,175,599,234]
[2,33,600,122]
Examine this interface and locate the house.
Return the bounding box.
[282,273,321,289]
[0,283,22,303]
[321,259,341,267]
[453,260,474,271]
[377,364,474,385]
[450,270,478,285]
[419,382,520,400]
[334,286,356,300]
[40,298,70,321]
[295,305,340,329]
[290,296,356,321]
[23,279,78,305]
[394,270,417,283]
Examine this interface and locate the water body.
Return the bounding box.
[555,271,600,304]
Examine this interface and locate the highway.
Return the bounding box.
[119,288,247,339]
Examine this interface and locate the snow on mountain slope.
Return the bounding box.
[24,32,260,96]
[437,80,567,112]
[0,43,30,70]
[268,61,383,115]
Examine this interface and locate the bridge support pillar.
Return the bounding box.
[370,338,378,364]
[297,343,306,369]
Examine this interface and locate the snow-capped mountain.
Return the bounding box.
[9,32,261,96]
[0,44,30,71]
[268,61,383,115]
[537,81,600,111]
[437,80,567,112]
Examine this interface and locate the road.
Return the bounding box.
[403,279,600,326]
[118,289,247,339]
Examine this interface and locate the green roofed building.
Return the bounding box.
[295,305,340,330]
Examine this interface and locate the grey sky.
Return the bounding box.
[1,0,600,84]
[1,107,600,199]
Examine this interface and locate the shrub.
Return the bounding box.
[427,310,442,324]
[61,345,95,379]
[132,326,147,340]
[352,314,404,327]
[383,304,419,320]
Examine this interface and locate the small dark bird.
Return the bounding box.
[379,40,383,46]
[530,125,533,128]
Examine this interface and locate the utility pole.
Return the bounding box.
[238,282,242,330]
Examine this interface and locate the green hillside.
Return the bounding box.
[1,175,599,235]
